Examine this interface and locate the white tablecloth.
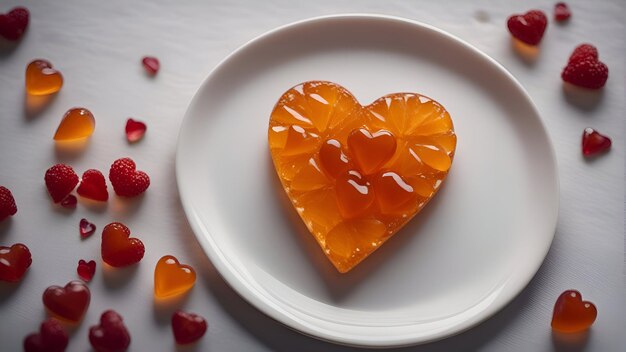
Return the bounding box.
[0,0,623,351]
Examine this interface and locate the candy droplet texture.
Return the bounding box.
[268,81,456,273]
[552,290,597,333]
[54,108,95,141]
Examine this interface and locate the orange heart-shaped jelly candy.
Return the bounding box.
[551,290,597,333]
[268,81,457,273]
[25,59,64,96]
[154,255,196,299]
[54,107,95,141]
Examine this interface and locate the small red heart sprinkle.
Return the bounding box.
[172,310,207,345]
[125,118,147,143]
[77,259,96,282]
[582,128,611,157]
[142,56,160,75]
[89,310,131,352]
[554,2,571,22]
[0,7,29,41]
[507,10,548,46]
[42,280,91,323]
[77,169,108,201]
[552,290,597,333]
[60,194,77,209]
[0,243,32,282]
[80,218,96,238]
[23,318,68,352]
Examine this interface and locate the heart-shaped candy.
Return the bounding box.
[54,107,95,141]
[562,44,608,89]
[101,222,145,267]
[171,310,207,345]
[80,218,96,238]
[269,81,457,273]
[23,318,68,352]
[89,310,131,352]
[551,290,597,333]
[154,255,196,299]
[125,118,147,143]
[582,128,611,157]
[77,259,96,282]
[0,243,32,282]
[507,10,548,46]
[77,169,108,201]
[25,59,64,96]
[42,280,90,322]
[0,7,29,41]
[109,158,150,197]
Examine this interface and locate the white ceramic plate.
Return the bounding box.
[176,14,559,348]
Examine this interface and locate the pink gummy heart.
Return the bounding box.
[125,118,147,143]
[141,56,159,75]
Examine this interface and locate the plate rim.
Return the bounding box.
[175,13,559,348]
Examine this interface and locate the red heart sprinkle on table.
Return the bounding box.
[552,290,597,333]
[45,164,79,203]
[507,10,548,46]
[101,222,145,267]
[582,128,611,157]
[89,310,131,352]
[142,56,160,75]
[77,169,109,201]
[172,310,207,345]
[23,318,68,352]
[42,280,91,323]
[60,194,77,209]
[0,7,29,41]
[80,218,97,238]
[125,118,147,143]
[0,185,17,221]
[554,2,571,22]
[0,243,32,282]
[77,259,96,282]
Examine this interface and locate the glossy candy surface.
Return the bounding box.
[89,310,131,352]
[551,290,597,333]
[154,255,196,299]
[582,128,611,157]
[268,81,456,273]
[141,56,160,75]
[125,118,147,143]
[0,243,32,282]
[42,280,90,322]
[54,108,95,141]
[171,310,207,345]
[77,169,109,201]
[101,222,145,267]
[25,59,63,95]
[77,259,96,282]
[80,218,96,238]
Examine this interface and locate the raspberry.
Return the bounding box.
[0,186,17,221]
[0,7,29,41]
[507,10,548,46]
[562,44,608,89]
[554,3,571,22]
[45,164,79,203]
[109,158,150,197]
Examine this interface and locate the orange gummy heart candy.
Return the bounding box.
[551,290,597,333]
[268,81,457,273]
[25,59,63,96]
[154,255,196,299]
[54,107,95,141]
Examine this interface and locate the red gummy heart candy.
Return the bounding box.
[172,310,207,345]
[125,118,147,143]
[101,222,145,267]
[60,195,77,209]
[42,280,91,323]
[45,164,79,203]
[0,7,29,41]
[554,2,571,22]
[77,259,96,282]
[0,243,32,282]
[23,318,68,352]
[552,290,597,333]
[108,158,150,197]
[582,128,611,157]
[562,44,608,89]
[141,56,160,75]
[89,310,131,352]
[507,10,548,46]
[77,169,109,201]
[80,218,97,238]
[0,185,17,221]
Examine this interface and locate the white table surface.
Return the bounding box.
[0,0,624,351]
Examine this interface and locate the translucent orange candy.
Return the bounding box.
[54,108,95,141]
[269,81,457,273]
[25,59,64,96]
